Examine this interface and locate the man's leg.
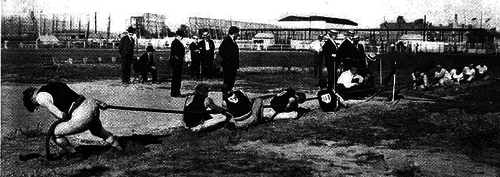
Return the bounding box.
[327,65,335,90]
[141,71,148,83]
[234,98,263,128]
[122,59,131,84]
[53,99,96,153]
[87,106,122,151]
[151,68,157,83]
[171,68,181,96]
[191,114,229,132]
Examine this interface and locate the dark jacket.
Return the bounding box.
[337,39,357,61]
[219,36,239,69]
[189,42,200,59]
[135,53,155,72]
[199,39,215,59]
[170,38,185,68]
[119,35,135,59]
[321,39,338,66]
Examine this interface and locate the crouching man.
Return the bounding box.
[183,84,232,132]
[221,85,264,129]
[263,88,307,120]
[317,79,347,112]
[22,82,123,157]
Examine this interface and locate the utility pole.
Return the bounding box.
[107,14,111,39]
[480,12,483,29]
[94,12,97,35]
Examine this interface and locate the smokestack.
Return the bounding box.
[455,14,458,28]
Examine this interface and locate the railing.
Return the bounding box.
[2,40,499,54]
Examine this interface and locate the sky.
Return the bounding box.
[2,0,499,32]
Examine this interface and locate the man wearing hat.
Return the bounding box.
[119,26,136,85]
[169,30,186,97]
[322,29,339,90]
[219,26,240,90]
[338,30,357,70]
[22,82,123,157]
[189,36,201,79]
[137,45,157,83]
[199,32,216,79]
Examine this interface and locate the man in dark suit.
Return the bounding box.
[189,36,201,79]
[137,45,157,83]
[170,30,186,97]
[119,26,136,85]
[337,30,357,70]
[200,32,216,79]
[218,26,240,90]
[321,29,339,90]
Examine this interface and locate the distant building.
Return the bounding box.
[188,17,279,40]
[130,13,167,39]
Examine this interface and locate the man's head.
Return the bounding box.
[146,45,155,54]
[194,84,210,97]
[202,32,210,39]
[127,26,136,35]
[23,87,38,112]
[318,79,328,89]
[436,64,443,70]
[228,26,240,39]
[317,34,324,40]
[353,35,360,42]
[345,30,355,39]
[328,29,338,39]
[175,30,185,39]
[192,35,199,42]
[350,66,359,74]
[296,92,306,104]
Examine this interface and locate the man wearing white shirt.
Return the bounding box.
[337,66,365,99]
[310,35,324,78]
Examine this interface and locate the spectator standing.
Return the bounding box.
[169,30,186,97]
[321,30,339,90]
[189,36,201,79]
[219,26,240,90]
[310,35,324,78]
[337,30,357,69]
[137,46,157,83]
[200,32,216,79]
[118,26,136,85]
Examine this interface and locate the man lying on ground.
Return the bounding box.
[183,84,232,132]
[23,82,123,158]
[262,88,308,120]
[221,85,264,129]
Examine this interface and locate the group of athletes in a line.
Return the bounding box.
[22,78,348,159]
